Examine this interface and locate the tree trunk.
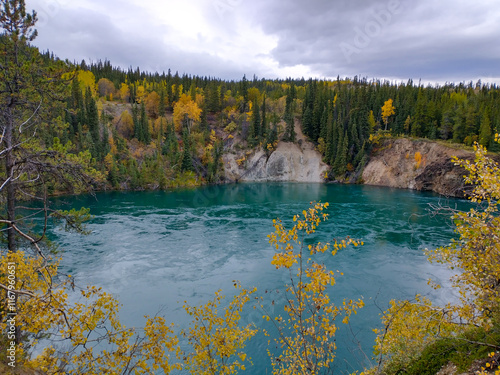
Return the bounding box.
[5,106,16,252]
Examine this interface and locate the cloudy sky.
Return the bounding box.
[26,0,500,84]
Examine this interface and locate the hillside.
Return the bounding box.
[362,138,475,197]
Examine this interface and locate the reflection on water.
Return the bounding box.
[48,183,468,374]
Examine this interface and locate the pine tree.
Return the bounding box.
[261,95,267,138]
[333,131,348,177]
[159,89,166,117]
[283,84,296,142]
[412,90,427,137]
[240,74,248,112]
[181,129,193,171]
[251,101,261,143]
[200,106,208,134]
[1,0,101,344]
[132,104,141,141]
[85,87,100,156]
[140,102,150,144]
[284,112,295,142]
[302,107,313,139]
[479,111,492,148]
[265,122,278,154]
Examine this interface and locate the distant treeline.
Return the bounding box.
[39,53,500,187]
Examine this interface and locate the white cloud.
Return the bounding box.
[23,0,500,83]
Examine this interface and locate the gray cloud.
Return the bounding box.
[29,0,249,78]
[248,0,500,82]
[26,0,500,83]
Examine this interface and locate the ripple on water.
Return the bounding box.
[47,184,469,374]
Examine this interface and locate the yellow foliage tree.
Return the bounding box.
[247,87,261,104]
[77,70,98,98]
[145,91,161,119]
[0,251,181,374]
[119,83,131,103]
[381,99,395,131]
[182,283,258,374]
[173,93,202,132]
[135,85,146,104]
[265,202,364,374]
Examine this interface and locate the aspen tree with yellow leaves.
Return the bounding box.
[381,99,395,131]
[265,202,364,374]
[173,93,202,132]
[181,283,258,375]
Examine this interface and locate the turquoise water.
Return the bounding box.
[48,183,467,374]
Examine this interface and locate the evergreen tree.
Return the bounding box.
[265,122,278,153]
[100,112,111,159]
[261,95,267,138]
[479,111,492,148]
[159,89,166,117]
[180,129,193,171]
[132,104,141,141]
[333,131,348,177]
[140,102,151,144]
[284,85,296,142]
[0,3,101,351]
[85,87,100,157]
[200,106,209,134]
[302,107,313,139]
[251,101,261,142]
[240,74,248,112]
[452,105,466,143]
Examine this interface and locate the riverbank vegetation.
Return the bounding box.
[363,138,500,375]
[2,0,500,373]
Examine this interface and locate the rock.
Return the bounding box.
[223,122,329,183]
[362,138,474,197]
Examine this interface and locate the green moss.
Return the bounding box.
[387,322,500,375]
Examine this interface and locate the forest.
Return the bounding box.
[34,53,500,192]
[2,0,500,374]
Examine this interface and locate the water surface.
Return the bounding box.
[49,183,467,373]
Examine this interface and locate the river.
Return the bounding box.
[47,183,467,374]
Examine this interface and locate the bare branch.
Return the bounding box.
[0,282,37,298]
[18,98,42,133]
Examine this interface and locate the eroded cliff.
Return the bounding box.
[362,138,475,197]
[223,123,328,183]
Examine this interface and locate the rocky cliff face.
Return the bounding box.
[223,123,329,183]
[223,128,480,196]
[362,138,474,197]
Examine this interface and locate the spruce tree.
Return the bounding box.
[159,89,166,117]
[302,107,313,139]
[265,123,278,153]
[240,74,248,112]
[181,129,193,171]
[140,102,150,144]
[85,87,100,157]
[251,101,261,142]
[261,95,267,138]
[479,111,492,148]
[333,131,348,176]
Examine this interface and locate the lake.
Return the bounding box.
[48,183,467,374]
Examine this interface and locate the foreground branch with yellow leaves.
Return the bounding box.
[264,202,364,375]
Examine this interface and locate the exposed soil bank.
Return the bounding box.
[362,138,475,197]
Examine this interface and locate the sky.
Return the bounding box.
[25,0,500,84]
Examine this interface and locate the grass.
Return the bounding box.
[386,321,500,375]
